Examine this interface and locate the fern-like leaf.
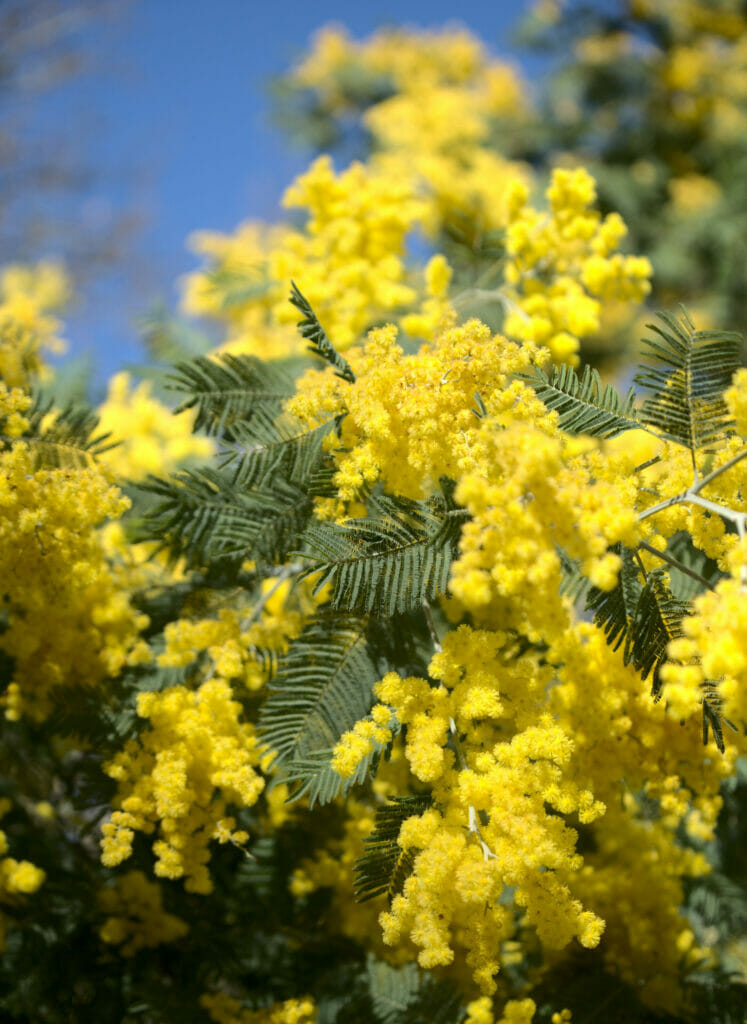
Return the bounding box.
[258,614,379,770]
[140,468,310,568]
[365,959,422,1024]
[664,531,724,601]
[354,795,432,903]
[586,545,643,650]
[589,556,731,751]
[221,412,339,489]
[298,496,467,616]
[167,353,293,436]
[289,282,356,382]
[627,568,689,696]
[635,310,741,452]
[343,957,463,1024]
[8,398,115,470]
[523,363,641,438]
[687,871,747,935]
[557,547,590,603]
[280,746,383,808]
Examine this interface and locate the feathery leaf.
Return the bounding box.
[586,545,642,651]
[258,614,379,771]
[354,795,432,903]
[167,353,293,436]
[635,310,741,452]
[627,568,689,696]
[298,495,467,616]
[140,468,310,569]
[289,281,356,382]
[280,746,383,809]
[523,363,641,438]
[220,412,339,489]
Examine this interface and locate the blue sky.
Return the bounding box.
[34,0,536,386]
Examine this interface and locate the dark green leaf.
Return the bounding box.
[167,353,293,436]
[298,496,467,616]
[354,795,432,903]
[635,310,741,452]
[289,282,356,383]
[523,363,641,438]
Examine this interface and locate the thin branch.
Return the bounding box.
[449,717,496,862]
[241,562,302,629]
[637,540,715,592]
[692,447,747,495]
[422,598,442,653]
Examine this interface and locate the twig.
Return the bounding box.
[242,562,302,630]
[422,598,442,653]
[637,540,715,592]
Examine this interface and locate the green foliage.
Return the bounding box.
[354,795,432,903]
[298,495,467,616]
[289,282,356,383]
[523,363,641,439]
[258,614,380,798]
[139,467,311,570]
[635,311,741,452]
[168,352,293,436]
[221,412,339,490]
[586,552,730,751]
[344,957,463,1024]
[1,395,115,470]
[585,544,642,652]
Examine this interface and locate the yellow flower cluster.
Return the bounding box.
[331,704,394,778]
[275,156,426,348]
[0,798,45,952]
[502,170,652,364]
[341,627,607,993]
[293,24,504,104]
[292,25,532,236]
[0,425,148,721]
[329,594,735,1005]
[201,994,317,1024]
[101,678,264,893]
[184,156,426,360]
[0,261,69,387]
[451,421,640,642]
[548,623,731,1005]
[288,317,539,508]
[98,870,188,956]
[96,371,214,481]
[662,537,747,726]
[183,220,298,359]
[465,997,539,1024]
[157,593,302,693]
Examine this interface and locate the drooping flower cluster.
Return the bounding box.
[101,678,265,893]
[0,386,148,722]
[333,627,606,993]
